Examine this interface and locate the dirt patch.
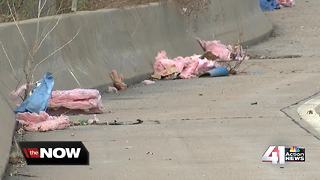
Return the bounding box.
[172,0,210,16]
[79,0,160,10]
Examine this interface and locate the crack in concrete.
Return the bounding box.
[142,116,273,123]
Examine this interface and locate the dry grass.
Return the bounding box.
[0,0,210,22]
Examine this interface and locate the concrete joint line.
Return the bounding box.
[298,98,320,134]
[280,90,320,141]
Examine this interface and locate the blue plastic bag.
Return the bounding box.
[207,67,229,77]
[15,72,54,113]
[260,0,279,11]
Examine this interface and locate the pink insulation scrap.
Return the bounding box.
[197,39,247,61]
[277,0,295,7]
[16,112,70,132]
[197,39,232,60]
[49,89,104,113]
[152,51,218,79]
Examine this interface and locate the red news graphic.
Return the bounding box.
[19,141,89,165]
[23,148,40,158]
[262,146,305,165]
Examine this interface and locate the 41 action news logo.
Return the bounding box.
[19,141,89,165]
[262,146,305,164]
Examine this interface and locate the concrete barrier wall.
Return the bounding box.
[0,0,272,176]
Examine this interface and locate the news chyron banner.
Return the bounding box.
[19,141,89,165]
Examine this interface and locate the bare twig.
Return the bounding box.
[7,2,34,63]
[67,67,81,87]
[36,0,48,44]
[35,0,42,44]
[32,28,80,74]
[35,16,61,53]
[0,41,16,77]
[56,0,67,14]
[40,20,55,38]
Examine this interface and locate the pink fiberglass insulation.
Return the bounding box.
[277,0,295,7]
[197,40,232,60]
[49,89,103,112]
[153,51,217,79]
[153,51,179,77]
[16,112,70,132]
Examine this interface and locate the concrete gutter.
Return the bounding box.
[0,0,272,177]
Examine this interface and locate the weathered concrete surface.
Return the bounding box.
[4,0,320,179]
[0,0,272,178]
[7,66,320,179]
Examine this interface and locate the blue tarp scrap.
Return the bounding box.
[15,72,54,114]
[260,0,280,11]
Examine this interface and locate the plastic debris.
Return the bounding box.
[260,0,279,11]
[88,114,100,125]
[108,86,119,93]
[15,73,54,114]
[16,112,70,132]
[142,80,156,85]
[110,70,127,91]
[202,67,229,77]
[49,89,104,113]
[260,0,295,11]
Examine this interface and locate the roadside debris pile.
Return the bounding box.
[12,73,104,132]
[49,89,103,114]
[152,51,216,79]
[14,73,54,114]
[197,39,247,61]
[260,0,295,11]
[16,112,70,132]
[151,39,247,80]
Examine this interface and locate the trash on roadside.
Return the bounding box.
[16,111,70,132]
[197,39,247,61]
[277,0,295,7]
[11,73,105,132]
[15,72,54,114]
[109,69,127,91]
[260,0,279,11]
[88,114,100,125]
[251,102,258,105]
[152,39,247,80]
[152,51,218,79]
[49,89,104,114]
[10,84,27,106]
[259,0,295,11]
[200,67,229,77]
[108,86,118,94]
[197,39,233,60]
[142,80,156,85]
[72,119,90,126]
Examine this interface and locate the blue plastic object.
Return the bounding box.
[260,0,279,11]
[15,72,54,114]
[207,67,229,77]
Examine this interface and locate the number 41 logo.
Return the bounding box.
[262,146,285,164]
